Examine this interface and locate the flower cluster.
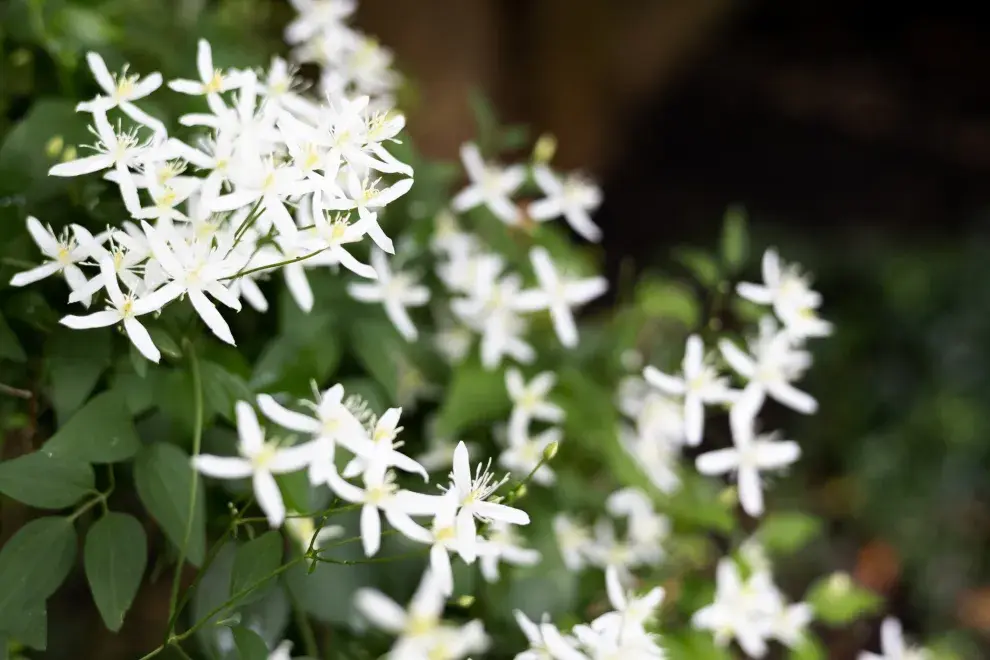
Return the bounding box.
[515,566,666,660]
[10,36,413,363]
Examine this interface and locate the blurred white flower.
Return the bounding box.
[451,143,524,224]
[858,617,928,660]
[348,249,430,341]
[529,166,602,242]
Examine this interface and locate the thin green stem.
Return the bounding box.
[220,245,332,281]
[289,574,320,658]
[166,339,204,638]
[237,501,360,525]
[311,548,427,566]
[68,492,108,522]
[232,198,264,248]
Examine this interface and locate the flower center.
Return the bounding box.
[251,442,278,470]
[205,70,225,94]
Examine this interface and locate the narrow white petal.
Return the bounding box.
[737,466,764,517]
[123,317,161,363]
[361,503,382,556]
[767,381,818,414]
[189,289,235,345]
[192,455,253,479]
[60,310,121,329]
[642,366,686,395]
[695,448,739,475]
[430,544,454,596]
[354,589,406,633]
[254,470,286,528]
[10,262,61,287]
[49,154,114,177]
[257,394,320,434]
[235,400,265,454]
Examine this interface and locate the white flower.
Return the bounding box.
[596,565,664,642]
[695,392,800,517]
[477,520,540,583]
[605,489,669,566]
[212,156,312,239]
[348,249,429,341]
[719,316,817,414]
[140,220,244,345]
[514,247,607,348]
[505,369,565,440]
[285,0,357,44]
[322,170,412,253]
[304,209,376,279]
[738,249,831,340]
[513,611,554,660]
[770,601,813,649]
[499,426,560,487]
[59,257,172,362]
[341,407,429,482]
[643,334,732,446]
[77,52,165,133]
[692,559,779,658]
[619,425,680,495]
[9,217,99,301]
[257,384,368,485]
[529,166,602,242]
[451,143,524,224]
[168,39,245,96]
[444,441,530,563]
[355,569,446,651]
[325,468,442,557]
[859,617,929,660]
[268,640,295,660]
[49,107,151,178]
[553,514,592,572]
[384,491,467,596]
[192,402,316,528]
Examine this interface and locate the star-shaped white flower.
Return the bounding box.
[529,165,602,242]
[505,368,565,439]
[451,142,524,224]
[737,248,832,341]
[643,334,732,446]
[514,247,607,348]
[192,402,316,527]
[348,249,429,341]
[77,52,165,133]
[168,39,245,97]
[695,392,800,516]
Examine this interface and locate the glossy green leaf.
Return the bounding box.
[43,390,140,463]
[0,451,94,509]
[0,312,25,362]
[349,320,405,402]
[0,517,77,630]
[233,626,269,660]
[134,443,206,566]
[674,248,721,288]
[433,357,510,438]
[0,601,47,651]
[45,326,112,424]
[635,277,700,327]
[84,513,148,632]
[230,531,283,606]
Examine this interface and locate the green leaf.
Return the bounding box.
[0,601,47,651]
[788,634,827,660]
[45,326,112,424]
[805,573,882,626]
[433,357,510,438]
[635,277,700,327]
[0,517,77,629]
[233,626,269,660]
[0,312,25,362]
[43,390,140,463]
[0,99,90,202]
[674,248,721,288]
[201,360,254,423]
[0,451,94,509]
[84,513,148,632]
[230,531,283,607]
[134,443,206,566]
[146,327,182,359]
[663,630,732,660]
[757,511,822,554]
[251,333,341,398]
[720,204,748,271]
[349,320,405,402]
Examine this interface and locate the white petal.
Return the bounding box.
[736,282,774,305]
[85,52,115,92]
[695,448,739,476]
[49,154,114,177]
[189,289,235,345]
[643,366,685,395]
[563,208,602,242]
[549,303,578,348]
[384,297,417,341]
[474,501,529,525]
[737,466,764,517]
[196,38,214,82]
[430,544,454,596]
[719,339,757,379]
[192,454,253,479]
[563,277,607,306]
[235,400,265,454]
[383,509,432,544]
[455,509,477,564]
[605,565,627,611]
[10,262,62,287]
[354,589,406,633]
[762,248,780,287]
[254,470,286,528]
[60,310,121,329]
[270,441,318,473]
[360,503,382,556]
[123,317,161,363]
[756,440,800,470]
[284,264,314,313]
[684,394,704,446]
[767,381,818,414]
[880,617,905,656]
[459,142,485,180]
[452,441,471,493]
[257,394,320,434]
[26,216,59,255]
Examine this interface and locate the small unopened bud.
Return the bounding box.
[532,133,557,165]
[718,485,738,507]
[46,135,64,158]
[455,595,475,608]
[543,441,559,462]
[512,484,528,500]
[828,572,852,595]
[215,613,242,628]
[62,145,77,162]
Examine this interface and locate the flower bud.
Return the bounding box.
[532,133,557,165]
[543,441,559,462]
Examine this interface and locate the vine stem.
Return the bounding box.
[220,245,332,281]
[166,338,204,638]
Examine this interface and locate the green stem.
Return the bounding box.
[289,584,320,658]
[311,548,427,566]
[220,245,332,281]
[232,198,264,248]
[166,339,204,638]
